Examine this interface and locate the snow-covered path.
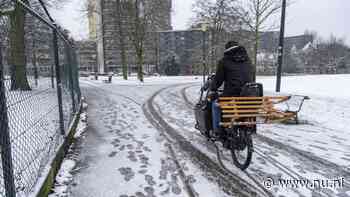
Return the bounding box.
[66,77,232,197]
[68,81,188,197]
[61,75,350,197]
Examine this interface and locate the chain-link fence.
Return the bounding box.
[0,0,81,196]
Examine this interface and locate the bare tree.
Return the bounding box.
[193,0,243,71]
[1,0,68,90]
[8,0,31,90]
[115,0,128,80]
[234,0,282,80]
[302,34,349,74]
[124,0,168,82]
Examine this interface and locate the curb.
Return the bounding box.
[35,101,83,197]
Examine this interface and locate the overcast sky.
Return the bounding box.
[51,0,349,44]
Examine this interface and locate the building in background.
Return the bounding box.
[76,40,97,73]
[158,29,205,75]
[257,33,315,75]
[86,0,172,74]
[81,0,349,76]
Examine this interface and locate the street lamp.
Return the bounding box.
[276,0,287,92]
[202,23,208,83]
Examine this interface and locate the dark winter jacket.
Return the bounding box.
[211,46,254,96]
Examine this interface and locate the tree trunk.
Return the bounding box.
[9,0,31,91]
[33,46,38,87]
[251,0,261,82]
[32,30,38,87]
[137,49,144,82]
[116,0,128,80]
[252,28,258,82]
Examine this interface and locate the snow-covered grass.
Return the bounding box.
[257,74,350,99]
[256,75,350,167]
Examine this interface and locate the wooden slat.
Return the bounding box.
[270,112,296,118]
[221,112,296,119]
[220,105,273,109]
[219,101,271,105]
[220,122,257,126]
[223,114,271,118]
[219,96,290,101]
[219,97,264,100]
[222,109,265,113]
[220,111,297,127]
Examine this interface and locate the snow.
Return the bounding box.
[48,159,76,197]
[82,75,203,86]
[67,81,191,196]
[302,42,313,51]
[57,74,350,197]
[2,78,69,196]
[255,75,350,167]
[156,74,350,196]
[49,100,88,197]
[74,101,88,138]
[257,74,350,99]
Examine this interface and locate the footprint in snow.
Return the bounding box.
[127,151,138,162]
[145,175,156,186]
[144,186,155,197]
[118,167,135,182]
[140,165,147,169]
[138,154,149,165]
[135,191,147,197]
[138,169,148,174]
[127,144,134,150]
[143,147,152,152]
[108,151,118,157]
[119,145,126,151]
[105,125,112,130]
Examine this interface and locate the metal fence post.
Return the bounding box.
[72,50,81,102]
[53,25,65,136]
[0,41,16,197]
[65,44,76,113]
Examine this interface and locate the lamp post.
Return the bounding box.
[276,0,287,92]
[202,23,208,83]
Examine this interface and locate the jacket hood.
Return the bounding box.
[224,46,249,62]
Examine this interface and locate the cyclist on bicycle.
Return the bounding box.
[210,41,254,138]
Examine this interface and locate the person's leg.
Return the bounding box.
[211,99,221,136]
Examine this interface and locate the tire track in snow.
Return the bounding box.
[181,85,274,196]
[181,84,350,197]
[144,85,272,197]
[80,81,142,106]
[83,81,197,197]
